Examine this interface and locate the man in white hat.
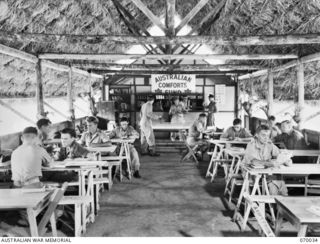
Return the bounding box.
[274,114,307,151]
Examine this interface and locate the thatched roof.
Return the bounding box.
[0,0,320,98]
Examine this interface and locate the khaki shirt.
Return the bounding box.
[54,141,89,161]
[169,104,185,118]
[274,129,307,150]
[221,126,252,139]
[189,119,206,138]
[243,138,280,165]
[79,129,110,147]
[11,144,52,183]
[109,126,139,140]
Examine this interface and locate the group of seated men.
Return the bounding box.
[185,112,310,196]
[10,116,143,192]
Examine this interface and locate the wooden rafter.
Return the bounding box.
[175,0,209,35]
[171,0,227,64]
[2,31,320,46]
[39,53,298,61]
[72,63,263,71]
[0,43,103,78]
[238,51,320,80]
[130,0,167,33]
[111,0,166,56]
[166,0,176,37]
[93,70,255,75]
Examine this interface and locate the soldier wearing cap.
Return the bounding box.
[274,115,307,150]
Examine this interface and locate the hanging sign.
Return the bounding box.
[150,74,196,93]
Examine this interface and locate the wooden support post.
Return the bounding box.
[297,59,305,129]
[68,66,75,122]
[267,69,274,116]
[101,78,106,101]
[35,59,45,119]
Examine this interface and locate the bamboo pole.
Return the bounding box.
[267,69,274,116]
[67,66,75,121]
[297,60,305,129]
[35,60,45,119]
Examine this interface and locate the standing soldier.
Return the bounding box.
[140,95,161,156]
[169,96,187,141]
[204,94,217,127]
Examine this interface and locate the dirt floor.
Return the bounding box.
[84,153,259,237]
[1,152,319,237]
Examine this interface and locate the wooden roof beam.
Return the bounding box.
[166,0,176,37]
[0,43,37,63]
[0,43,103,78]
[238,51,320,80]
[2,32,320,46]
[72,63,263,71]
[130,0,167,33]
[175,0,209,35]
[38,53,298,61]
[94,70,255,75]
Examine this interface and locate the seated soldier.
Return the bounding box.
[243,125,292,195]
[274,116,308,163]
[186,113,209,157]
[44,128,96,183]
[220,118,252,140]
[55,128,94,160]
[36,118,56,155]
[274,116,307,150]
[267,115,281,141]
[11,127,53,227]
[11,127,52,188]
[36,118,52,145]
[79,116,110,147]
[108,117,141,178]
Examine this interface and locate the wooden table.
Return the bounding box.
[208,139,252,146]
[213,149,320,162]
[110,138,135,180]
[235,164,320,230]
[86,145,117,153]
[286,150,320,164]
[152,122,190,131]
[275,196,320,237]
[0,189,52,236]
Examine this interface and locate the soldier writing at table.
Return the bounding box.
[221,118,252,141]
[79,116,110,147]
[109,117,141,178]
[11,127,52,189]
[243,124,292,195]
[44,128,97,183]
[55,128,95,160]
[186,113,209,159]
